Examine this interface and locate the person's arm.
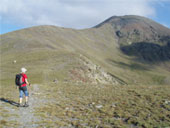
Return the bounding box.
[25,79,30,86]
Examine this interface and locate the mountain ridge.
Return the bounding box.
[1,15,170,128]
[1,15,170,85]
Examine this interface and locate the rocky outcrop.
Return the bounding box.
[69,54,119,85]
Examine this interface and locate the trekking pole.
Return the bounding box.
[28,83,31,94]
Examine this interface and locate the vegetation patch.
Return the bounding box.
[34,83,170,127]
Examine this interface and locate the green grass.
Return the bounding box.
[0,47,170,127]
[1,25,170,85]
[0,106,20,128]
[152,75,166,85]
[33,83,170,127]
[1,24,170,127]
[1,77,170,127]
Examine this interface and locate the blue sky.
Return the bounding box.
[0,0,170,34]
[151,0,170,28]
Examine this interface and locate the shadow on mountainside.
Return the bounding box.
[0,98,19,107]
[108,59,149,71]
[120,42,170,63]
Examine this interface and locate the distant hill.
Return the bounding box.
[1,15,170,85]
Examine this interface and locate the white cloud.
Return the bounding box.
[0,0,156,29]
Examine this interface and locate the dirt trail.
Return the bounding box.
[0,84,41,127]
[17,84,40,127]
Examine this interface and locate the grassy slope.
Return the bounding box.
[36,83,170,127]
[1,25,170,85]
[1,83,170,127]
[0,25,170,127]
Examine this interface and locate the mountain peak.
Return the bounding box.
[95,15,170,45]
[95,15,150,27]
[95,15,170,31]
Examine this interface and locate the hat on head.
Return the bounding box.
[21,67,27,73]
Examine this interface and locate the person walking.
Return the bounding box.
[17,67,30,107]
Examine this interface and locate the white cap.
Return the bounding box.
[21,67,27,73]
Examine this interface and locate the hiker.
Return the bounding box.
[16,67,30,107]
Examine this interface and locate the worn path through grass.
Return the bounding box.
[0,84,42,128]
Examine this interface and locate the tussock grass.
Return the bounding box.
[34,83,170,127]
[1,77,170,127]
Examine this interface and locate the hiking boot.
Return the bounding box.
[17,103,23,107]
[24,102,29,107]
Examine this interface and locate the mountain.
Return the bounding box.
[95,15,170,44]
[1,15,170,85]
[95,15,170,62]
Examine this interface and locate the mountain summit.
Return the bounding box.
[94,15,170,62]
[95,15,170,45]
[1,15,170,85]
